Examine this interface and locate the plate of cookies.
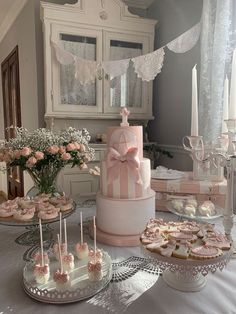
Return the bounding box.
[166,196,223,221]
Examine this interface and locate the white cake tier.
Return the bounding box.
[96,190,155,236]
[100,158,151,199]
[107,126,143,160]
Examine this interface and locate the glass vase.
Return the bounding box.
[27,165,62,195]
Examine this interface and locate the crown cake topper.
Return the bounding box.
[120,107,130,127]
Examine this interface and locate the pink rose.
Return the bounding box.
[35,151,44,160]
[48,145,59,154]
[21,147,31,157]
[74,142,81,150]
[61,153,71,161]
[26,156,37,168]
[66,143,76,151]
[80,144,86,152]
[79,163,88,170]
[14,150,21,159]
[59,146,66,154]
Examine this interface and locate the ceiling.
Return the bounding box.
[0,0,16,30]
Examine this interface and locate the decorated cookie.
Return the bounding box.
[190,245,222,259]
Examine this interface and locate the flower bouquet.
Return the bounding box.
[0,127,95,194]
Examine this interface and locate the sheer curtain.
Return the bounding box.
[199,0,236,142]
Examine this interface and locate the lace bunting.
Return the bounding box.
[51,21,201,83]
[74,57,98,85]
[102,59,130,78]
[132,48,165,81]
[167,22,201,53]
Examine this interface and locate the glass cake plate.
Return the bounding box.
[166,200,223,221]
[23,249,112,304]
[151,169,184,180]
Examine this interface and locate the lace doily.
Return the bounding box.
[102,59,130,78]
[167,22,201,53]
[74,57,98,85]
[132,47,165,81]
[52,42,74,65]
[87,256,160,313]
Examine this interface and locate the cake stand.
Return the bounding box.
[23,249,112,304]
[0,204,75,246]
[142,246,232,292]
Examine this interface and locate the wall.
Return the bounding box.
[133,0,203,170]
[0,0,39,194]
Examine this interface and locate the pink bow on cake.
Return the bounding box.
[107,147,142,184]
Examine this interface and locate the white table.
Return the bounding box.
[0,208,235,314]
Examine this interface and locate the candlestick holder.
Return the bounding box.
[183,126,236,257]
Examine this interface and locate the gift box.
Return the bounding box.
[151,172,227,211]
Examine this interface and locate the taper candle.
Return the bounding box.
[229,50,236,119]
[191,64,198,136]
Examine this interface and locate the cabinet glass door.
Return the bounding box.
[104,32,150,114]
[51,25,102,114]
[60,34,96,107]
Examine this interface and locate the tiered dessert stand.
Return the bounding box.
[142,246,232,292]
[23,249,112,304]
[0,205,75,246]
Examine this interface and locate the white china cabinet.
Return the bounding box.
[41,0,157,198]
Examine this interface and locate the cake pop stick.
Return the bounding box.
[59,212,62,244]
[93,216,96,262]
[88,216,103,281]
[75,211,89,260]
[33,219,50,284]
[39,219,44,267]
[80,211,83,245]
[62,219,74,271]
[64,218,67,254]
[57,233,63,272]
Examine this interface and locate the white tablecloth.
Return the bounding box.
[0,208,236,314]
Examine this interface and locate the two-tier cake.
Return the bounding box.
[96,108,155,245]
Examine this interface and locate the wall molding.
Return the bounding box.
[122,0,155,9]
[0,0,28,44]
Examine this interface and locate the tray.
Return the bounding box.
[23,249,112,304]
[166,200,223,221]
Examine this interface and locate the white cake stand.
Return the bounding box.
[142,246,232,292]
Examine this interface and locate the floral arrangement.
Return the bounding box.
[0,127,95,194]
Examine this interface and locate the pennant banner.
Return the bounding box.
[132,48,165,81]
[102,59,130,78]
[167,22,201,53]
[52,22,201,85]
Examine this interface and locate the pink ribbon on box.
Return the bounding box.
[107,147,142,185]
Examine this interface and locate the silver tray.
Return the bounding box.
[166,200,223,221]
[23,249,112,304]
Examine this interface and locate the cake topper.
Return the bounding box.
[120,107,130,127]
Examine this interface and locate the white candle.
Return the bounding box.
[229,50,236,119]
[80,211,83,244]
[222,76,229,133]
[191,65,198,136]
[39,219,44,267]
[64,219,67,254]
